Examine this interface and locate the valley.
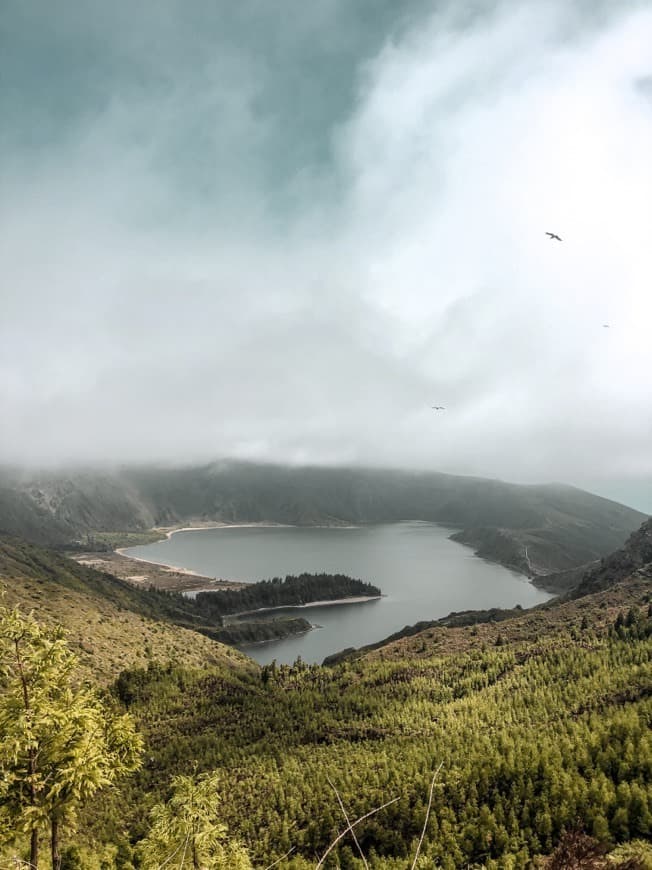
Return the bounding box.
[0,473,650,867]
[1,463,645,577]
[4,5,651,866]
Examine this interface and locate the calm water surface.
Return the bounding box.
[125,523,552,665]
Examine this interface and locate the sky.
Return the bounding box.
[1,0,651,511]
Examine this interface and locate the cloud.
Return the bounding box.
[1,0,651,495]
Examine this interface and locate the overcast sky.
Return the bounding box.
[1,0,651,510]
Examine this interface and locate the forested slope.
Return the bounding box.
[0,534,381,667]
[1,521,651,866]
[96,573,652,868]
[0,534,254,683]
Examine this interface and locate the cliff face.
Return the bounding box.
[0,470,155,545]
[572,517,652,598]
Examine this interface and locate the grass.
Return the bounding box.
[0,575,256,685]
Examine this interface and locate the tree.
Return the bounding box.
[548,829,608,869]
[137,772,252,869]
[0,604,142,869]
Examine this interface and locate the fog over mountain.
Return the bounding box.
[1,1,651,507]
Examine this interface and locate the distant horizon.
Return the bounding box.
[570,480,652,517]
[2,457,649,516]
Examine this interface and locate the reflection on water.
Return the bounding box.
[125,522,552,665]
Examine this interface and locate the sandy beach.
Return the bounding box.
[75,521,360,594]
[230,595,383,615]
[185,596,383,619]
[112,549,210,579]
[152,522,295,540]
[157,521,296,540]
[74,536,246,593]
[110,522,296,587]
[153,520,359,540]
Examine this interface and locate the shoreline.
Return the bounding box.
[145,521,536,586]
[113,548,210,580]
[114,522,313,582]
[115,521,361,582]
[223,594,383,615]
[115,522,546,600]
[154,521,360,542]
[237,625,315,649]
[158,521,298,541]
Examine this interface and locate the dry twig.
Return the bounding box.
[315,796,400,869]
[262,846,296,870]
[327,775,369,870]
[410,761,444,870]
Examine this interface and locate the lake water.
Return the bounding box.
[124,523,552,665]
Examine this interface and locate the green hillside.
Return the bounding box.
[92,567,651,868]
[0,535,378,665]
[2,522,651,867]
[70,521,652,866]
[0,534,254,684]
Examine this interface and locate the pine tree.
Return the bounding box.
[0,605,142,869]
[136,772,252,869]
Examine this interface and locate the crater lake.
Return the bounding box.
[123,522,553,664]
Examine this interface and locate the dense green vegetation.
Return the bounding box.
[0,535,377,647]
[85,584,650,869]
[2,521,651,867]
[200,615,312,645]
[0,606,142,869]
[136,772,252,869]
[8,593,652,867]
[195,573,381,619]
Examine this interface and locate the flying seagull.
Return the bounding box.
[546,232,562,241]
[431,405,446,411]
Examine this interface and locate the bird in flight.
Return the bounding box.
[546,232,562,241]
[431,405,446,411]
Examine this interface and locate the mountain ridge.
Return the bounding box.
[0,462,646,576]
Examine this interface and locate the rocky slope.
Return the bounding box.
[572,516,652,597]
